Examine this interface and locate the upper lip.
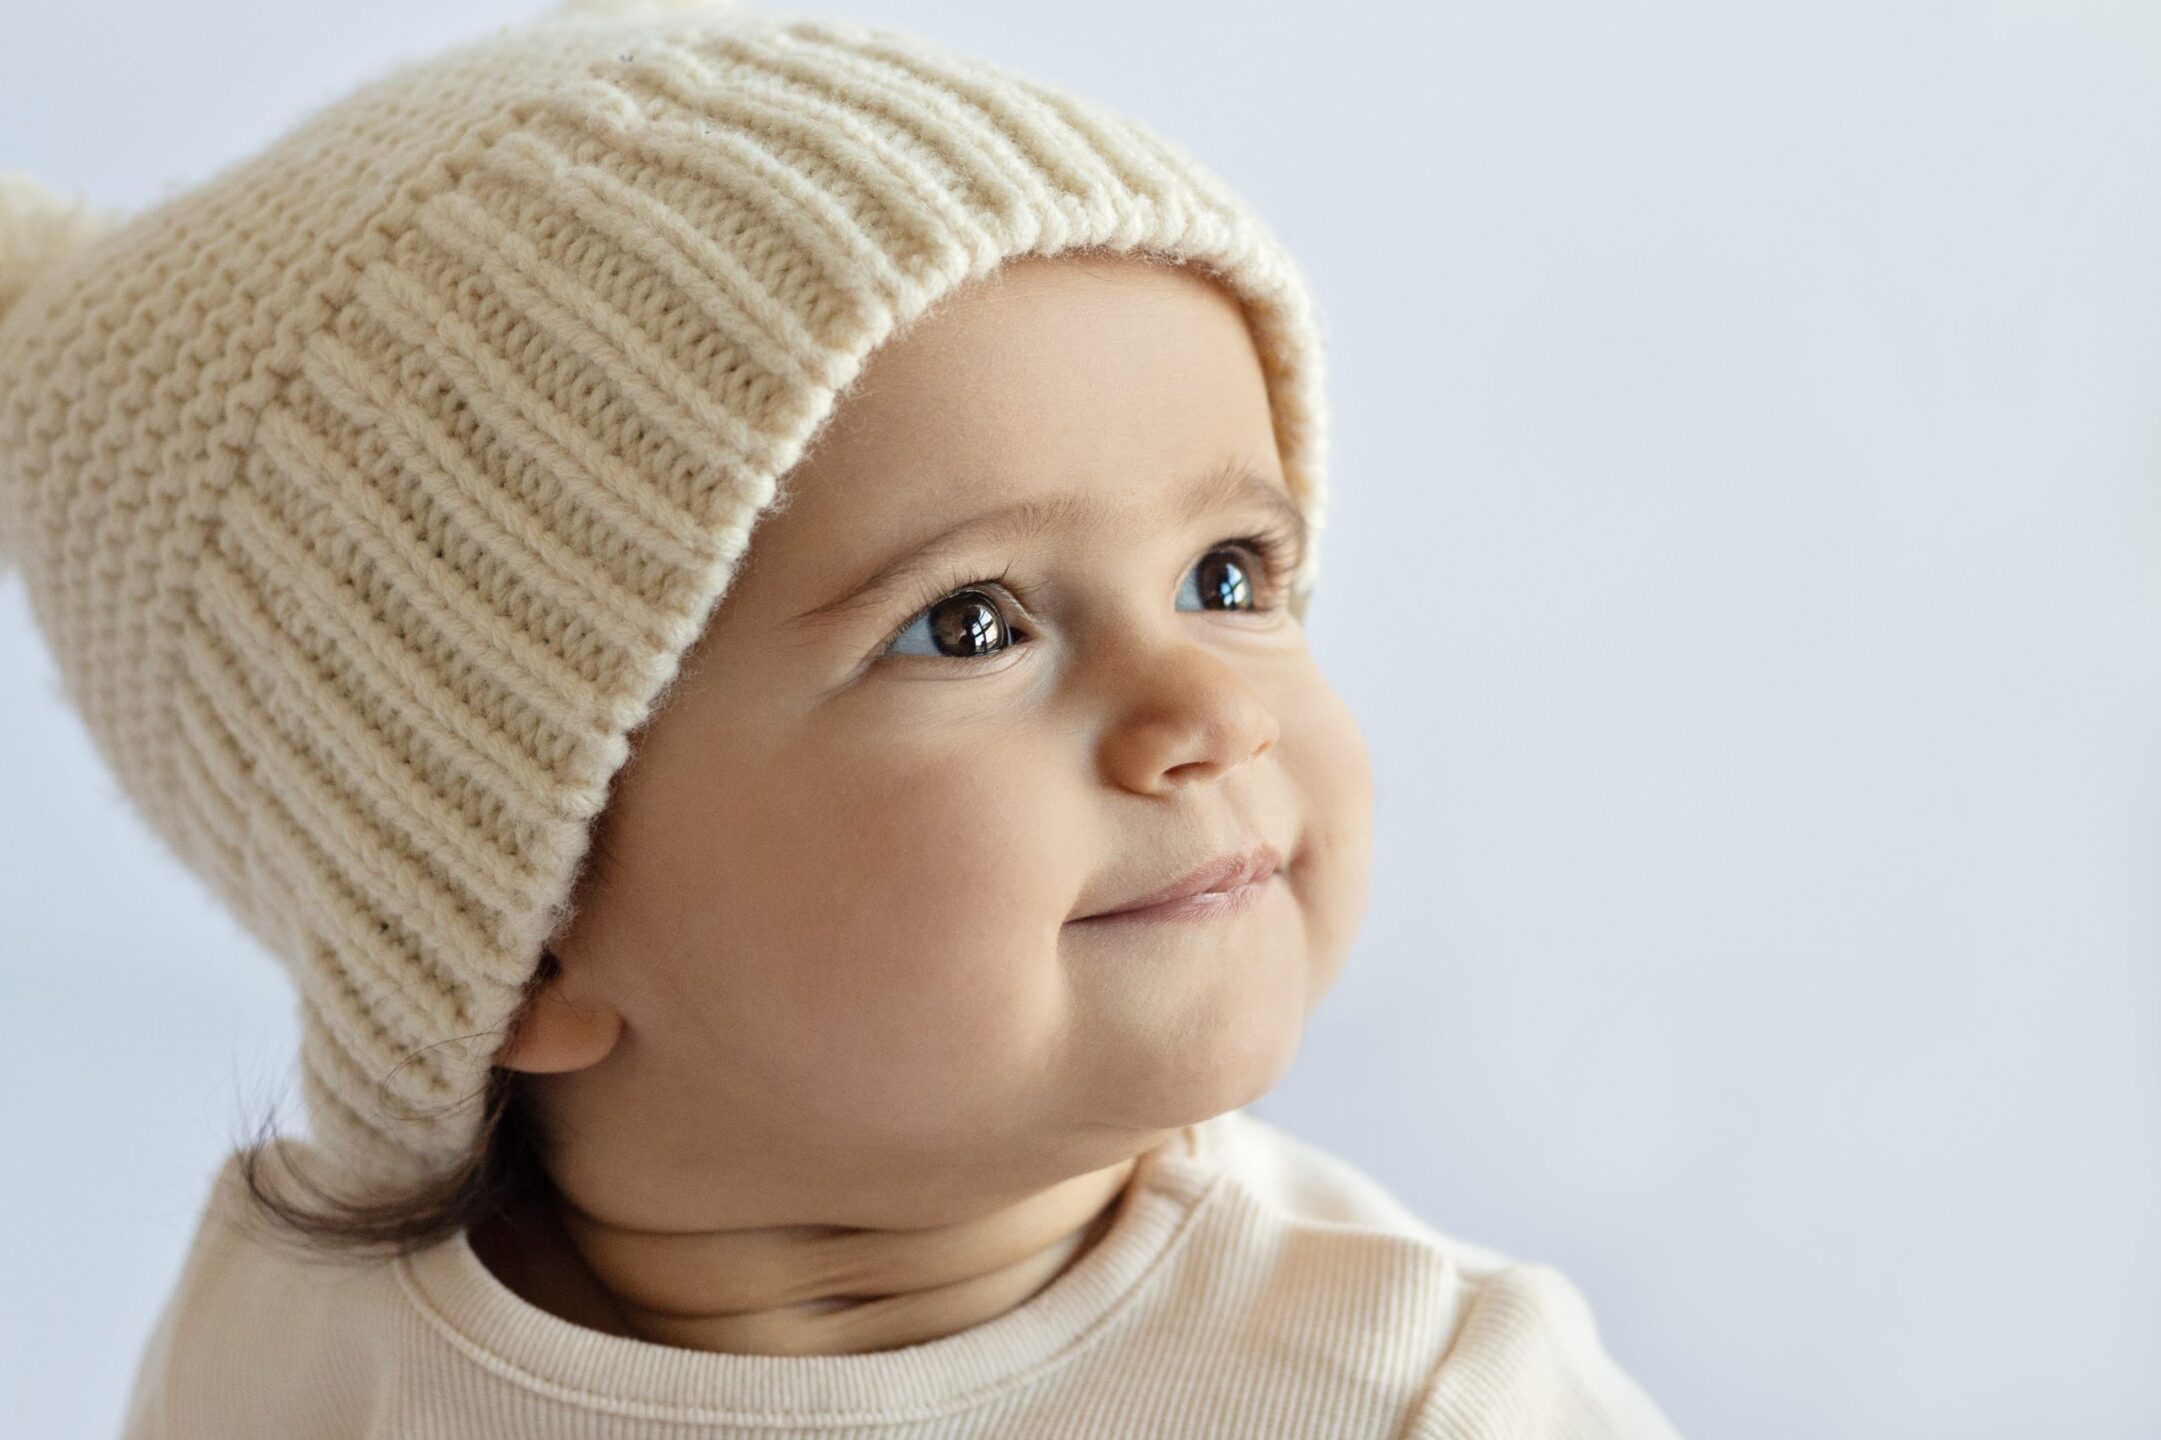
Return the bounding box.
[1072,841,1283,921]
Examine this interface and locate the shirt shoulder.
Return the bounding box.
[1182,1109,1686,1439]
[1201,1107,1517,1264]
[120,1144,407,1440]
[1398,1261,1688,1439]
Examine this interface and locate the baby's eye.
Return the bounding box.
[886,587,1015,662]
[882,540,1286,663]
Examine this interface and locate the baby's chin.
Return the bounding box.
[1066,974,1311,1130]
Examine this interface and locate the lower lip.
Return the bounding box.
[1073,872,1277,926]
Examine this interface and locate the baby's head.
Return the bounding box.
[0,0,1368,1252]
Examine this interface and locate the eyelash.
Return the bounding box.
[876,519,1306,663]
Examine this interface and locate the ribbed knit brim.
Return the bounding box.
[0,0,1331,1201]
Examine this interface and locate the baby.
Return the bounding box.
[0,1,1685,1435]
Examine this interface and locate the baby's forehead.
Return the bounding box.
[714,250,1284,630]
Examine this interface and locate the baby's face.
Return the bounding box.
[527,252,1372,1230]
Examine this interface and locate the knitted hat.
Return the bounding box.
[0,0,1331,1202]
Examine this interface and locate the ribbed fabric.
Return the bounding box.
[119,1108,1685,1438]
[0,0,1332,1202]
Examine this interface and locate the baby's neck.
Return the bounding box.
[467,1155,1143,1355]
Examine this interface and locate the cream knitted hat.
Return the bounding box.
[0,0,1331,1201]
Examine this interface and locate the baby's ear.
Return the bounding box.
[495,953,624,1074]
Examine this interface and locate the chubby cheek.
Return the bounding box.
[688,730,1076,1140]
[1280,675,1375,1006]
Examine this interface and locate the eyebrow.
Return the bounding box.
[785,457,1307,633]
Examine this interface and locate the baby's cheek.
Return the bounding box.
[739,754,1073,1103]
[761,913,1066,1146]
[1280,679,1376,991]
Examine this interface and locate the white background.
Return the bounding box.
[3,2,2157,1437]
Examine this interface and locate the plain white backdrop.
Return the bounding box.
[4,1,2157,1436]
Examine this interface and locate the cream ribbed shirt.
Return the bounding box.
[118,1109,1684,1438]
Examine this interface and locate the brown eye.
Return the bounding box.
[888,588,1014,660]
[1179,544,1262,612]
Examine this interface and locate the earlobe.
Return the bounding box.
[495,955,624,1074]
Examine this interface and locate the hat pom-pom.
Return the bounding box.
[0,171,124,329]
[0,172,122,583]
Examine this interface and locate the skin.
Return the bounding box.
[471,249,1375,1356]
